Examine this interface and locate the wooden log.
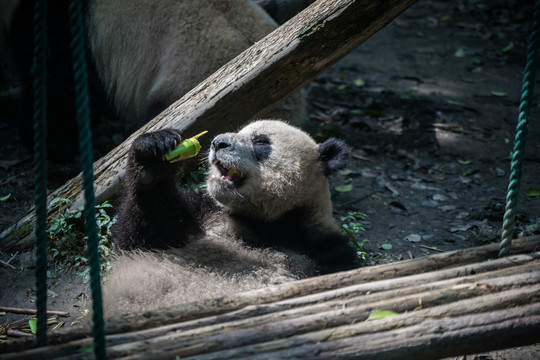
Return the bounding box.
[71,276,540,359]
[188,306,540,360]
[83,237,540,334]
[2,280,538,359]
[1,240,537,357]
[2,236,536,353]
[0,0,419,251]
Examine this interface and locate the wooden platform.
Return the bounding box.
[1,236,538,359]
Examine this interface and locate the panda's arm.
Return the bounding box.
[114,129,203,249]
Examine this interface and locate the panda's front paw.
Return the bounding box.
[132,129,182,162]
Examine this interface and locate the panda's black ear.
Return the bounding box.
[318,138,349,176]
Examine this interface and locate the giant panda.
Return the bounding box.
[105,120,358,315]
[2,0,304,159]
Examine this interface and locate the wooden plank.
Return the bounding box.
[0,0,419,251]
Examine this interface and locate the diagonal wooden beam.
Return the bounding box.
[1,0,419,251]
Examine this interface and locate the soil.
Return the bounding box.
[1,0,539,358]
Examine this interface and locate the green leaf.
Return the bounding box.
[28,318,37,334]
[457,159,472,165]
[380,243,393,251]
[526,188,540,197]
[454,48,466,58]
[354,78,365,87]
[501,42,514,54]
[0,194,11,201]
[367,310,398,320]
[335,184,353,193]
[490,91,507,97]
[77,343,94,353]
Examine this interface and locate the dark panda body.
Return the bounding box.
[3,0,304,160]
[106,120,358,315]
[7,0,110,159]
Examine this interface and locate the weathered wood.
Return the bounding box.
[0,307,70,318]
[46,275,540,359]
[189,306,540,360]
[1,238,538,358]
[2,268,538,359]
[0,0,419,251]
[4,236,538,351]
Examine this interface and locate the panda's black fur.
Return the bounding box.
[106,120,358,315]
[6,0,110,159]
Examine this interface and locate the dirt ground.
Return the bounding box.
[1,0,539,358]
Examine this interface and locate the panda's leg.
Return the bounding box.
[303,230,359,274]
[114,129,201,249]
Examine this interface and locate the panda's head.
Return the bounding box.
[207,120,348,221]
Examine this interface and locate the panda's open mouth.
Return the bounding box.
[213,160,245,187]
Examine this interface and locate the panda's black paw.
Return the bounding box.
[132,129,182,161]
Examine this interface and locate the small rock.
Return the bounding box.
[440,205,456,212]
[432,193,448,201]
[405,234,422,243]
[422,234,440,242]
[420,200,439,208]
[47,289,58,298]
[495,168,505,177]
[449,224,472,233]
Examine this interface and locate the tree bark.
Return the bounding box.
[0,0,419,251]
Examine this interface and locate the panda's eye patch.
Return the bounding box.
[252,134,272,162]
[252,134,271,145]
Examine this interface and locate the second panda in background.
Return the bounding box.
[3,0,305,159]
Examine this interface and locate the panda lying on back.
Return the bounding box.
[107,120,358,314]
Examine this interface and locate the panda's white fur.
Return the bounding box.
[87,0,288,127]
[207,121,335,226]
[108,120,357,316]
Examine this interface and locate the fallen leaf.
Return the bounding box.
[350,152,375,163]
[384,182,399,196]
[380,243,393,250]
[526,188,540,197]
[490,91,507,97]
[354,78,365,87]
[449,224,472,233]
[28,318,37,334]
[501,42,514,54]
[0,194,11,202]
[454,48,466,57]
[457,159,472,165]
[335,184,353,193]
[367,310,398,320]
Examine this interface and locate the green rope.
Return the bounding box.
[31,0,49,348]
[499,0,540,257]
[68,0,107,358]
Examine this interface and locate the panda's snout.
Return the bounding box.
[211,137,232,152]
